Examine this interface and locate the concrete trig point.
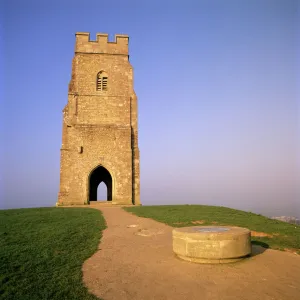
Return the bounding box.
[173,226,251,263]
[57,32,140,206]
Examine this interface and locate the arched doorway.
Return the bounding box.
[89,166,112,202]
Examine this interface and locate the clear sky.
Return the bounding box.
[1,0,299,218]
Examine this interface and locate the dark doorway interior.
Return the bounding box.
[89,166,112,201]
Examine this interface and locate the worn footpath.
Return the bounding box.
[83,207,300,300]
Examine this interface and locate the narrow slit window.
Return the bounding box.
[96,71,108,91]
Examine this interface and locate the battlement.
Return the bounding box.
[75,32,129,55]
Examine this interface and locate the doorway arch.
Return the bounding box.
[89,165,112,202]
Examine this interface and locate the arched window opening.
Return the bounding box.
[97,71,108,91]
[97,182,107,200]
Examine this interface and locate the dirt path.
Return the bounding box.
[82,207,300,300]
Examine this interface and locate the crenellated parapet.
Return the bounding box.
[75,32,129,55]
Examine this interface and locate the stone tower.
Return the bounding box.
[57,32,140,206]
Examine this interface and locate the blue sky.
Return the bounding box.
[1,0,299,218]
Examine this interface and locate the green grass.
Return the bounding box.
[0,207,106,300]
[124,205,300,253]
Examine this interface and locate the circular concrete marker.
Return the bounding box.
[172,226,251,264]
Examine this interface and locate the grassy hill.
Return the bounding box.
[1,204,299,299]
[0,207,106,300]
[124,205,300,254]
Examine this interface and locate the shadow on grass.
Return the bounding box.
[251,241,269,257]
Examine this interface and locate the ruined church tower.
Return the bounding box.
[57,32,140,205]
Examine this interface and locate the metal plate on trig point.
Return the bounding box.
[194,227,230,233]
